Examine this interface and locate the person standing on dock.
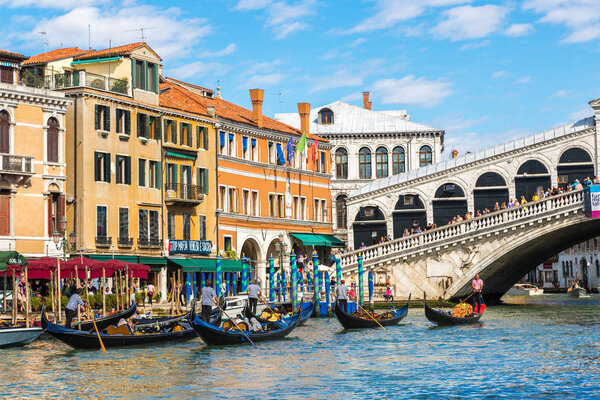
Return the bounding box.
[201,280,217,323]
[472,274,485,313]
[65,288,85,329]
[336,279,349,312]
[247,279,261,314]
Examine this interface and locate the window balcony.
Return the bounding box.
[164,183,205,205]
[117,237,133,247]
[22,71,129,96]
[138,238,162,249]
[95,236,112,248]
[0,154,34,177]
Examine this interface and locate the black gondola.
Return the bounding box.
[333,294,410,329]
[136,298,224,330]
[72,303,137,331]
[41,309,198,349]
[190,304,300,346]
[244,301,313,325]
[423,293,483,326]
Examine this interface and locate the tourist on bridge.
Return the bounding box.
[336,279,348,312]
[200,280,217,323]
[471,274,485,314]
[247,279,261,314]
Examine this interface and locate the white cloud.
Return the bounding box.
[459,40,490,50]
[431,5,508,41]
[200,43,237,58]
[553,89,570,97]
[310,69,365,92]
[516,76,531,83]
[0,0,104,9]
[340,92,362,102]
[371,75,453,107]
[491,70,509,79]
[27,5,211,60]
[234,0,316,39]
[234,0,273,10]
[168,61,227,80]
[523,0,600,43]
[242,73,285,88]
[350,38,366,47]
[570,106,593,121]
[505,23,534,37]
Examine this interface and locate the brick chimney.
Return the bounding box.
[249,88,264,128]
[297,103,311,134]
[363,91,372,110]
[451,149,458,159]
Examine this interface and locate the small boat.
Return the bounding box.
[222,295,267,319]
[72,303,137,331]
[505,284,544,296]
[424,294,483,326]
[0,326,44,348]
[190,305,300,346]
[568,287,588,298]
[333,295,410,329]
[136,297,225,329]
[41,309,197,349]
[244,302,312,325]
[298,302,314,325]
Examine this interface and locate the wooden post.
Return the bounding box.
[11,269,16,325]
[50,269,55,318]
[170,272,175,316]
[84,266,90,312]
[2,271,6,313]
[102,268,106,316]
[24,266,29,328]
[178,269,182,314]
[117,270,121,311]
[75,265,81,324]
[125,265,130,308]
[57,258,61,323]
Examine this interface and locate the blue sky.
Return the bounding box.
[1,0,600,156]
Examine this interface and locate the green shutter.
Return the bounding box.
[180,123,184,144]
[139,159,146,186]
[163,120,168,142]
[152,64,159,93]
[125,111,130,135]
[116,109,121,132]
[203,168,209,194]
[105,153,111,183]
[187,125,192,147]
[94,152,100,181]
[95,105,101,130]
[171,164,178,184]
[203,128,209,150]
[103,106,110,131]
[145,115,150,139]
[142,61,148,91]
[125,156,131,185]
[172,122,177,144]
[131,58,137,89]
[156,116,162,141]
[155,162,162,188]
[73,71,80,86]
[196,126,200,149]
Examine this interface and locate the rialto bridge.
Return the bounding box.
[339,97,600,301]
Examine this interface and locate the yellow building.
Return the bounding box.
[0,49,71,258]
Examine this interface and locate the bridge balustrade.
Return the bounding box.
[340,189,584,271]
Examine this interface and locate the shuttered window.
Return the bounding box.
[0,111,9,154]
[47,118,59,163]
[138,210,148,241]
[96,206,107,238]
[0,67,13,84]
[199,215,206,240]
[116,109,131,135]
[119,208,129,240]
[94,105,110,131]
[116,155,131,185]
[138,158,146,187]
[0,192,9,236]
[94,152,111,182]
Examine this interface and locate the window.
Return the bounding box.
[132,59,158,93]
[0,111,9,154]
[276,143,284,166]
[164,119,177,143]
[166,163,177,188]
[228,188,237,213]
[197,126,208,150]
[268,194,275,217]
[116,155,131,185]
[168,212,175,240]
[251,138,257,161]
[359,147,372,179]
[320,151,326,173]
[0,66,13,84]
[300,197,306,220]
[219,131,225,153]
[319,108,334,125]
[242,136,249,159]
[140,210,158,243]
[139,210,148,242]
[224,236,232,252]
[228,133,235,156]
[183,213,190,240]
[135,60,143,90]
[335,148,348,179]
[242,189,249,215]
[180,123,192,146]
[321,199,328,221]
[149,116,159,140]
[376,147,388,178]
[314,199,320,221]
[419,145,432,167]
[277,194,284,218]
[119,208,129,240]
[558,175,568,184]
[0,191,9,236]
[138,159,146,187]
[336,195,347,229]
[392,146,405,175]
[219,185,226,210]
[148,160,161,189]
[199,215,206,240]
[137,113,159,139]
[95,105,110,131]
[94,152,110,182]
[48,193,65,236]
[97,205,107,238]
[268,142,274,164]
[47,118,59,163]
[116,109,131,135]
[251,191,258,216]
[197,168,209,194]
[293,196,299,219]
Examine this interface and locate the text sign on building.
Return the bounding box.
[170,240,212,255]
[584,185,600,218]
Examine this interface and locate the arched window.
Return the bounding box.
[47,117,59,163]
[392,146,405,175]
[336,195,347,229]
[319,108,334,125]
[335,148,348,179]
[0,111,9,154]
[359,147,371,179]
[419,145,432,167]
[375,147,388,178]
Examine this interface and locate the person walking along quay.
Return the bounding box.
[201,280,217,322]
[247,279,261,314]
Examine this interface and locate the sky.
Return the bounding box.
[1,0,599,157]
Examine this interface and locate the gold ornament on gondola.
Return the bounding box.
[451,303,473,318]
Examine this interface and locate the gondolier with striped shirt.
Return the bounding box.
[65,288,86,329]
[336,280,349,312]
[201,280,217,323]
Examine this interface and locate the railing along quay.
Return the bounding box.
[340,190,584,271]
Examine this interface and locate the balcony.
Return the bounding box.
[117,237,133,248]
[22,71,129,96]
[0,154,34,178]
[164,183,205,205]
[138,238,162,249]
[95,236,112,248]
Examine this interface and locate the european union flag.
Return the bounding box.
[285,138,295,165]
[276,143,286,164]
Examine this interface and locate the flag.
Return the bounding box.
[309,138,318,171]
[285,138,295,165]
[276,143,286,164]
[296,133,306,153]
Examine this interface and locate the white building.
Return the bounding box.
[276,92,444,244]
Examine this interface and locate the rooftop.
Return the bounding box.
[275,101,441,135]
[0,49,26,61]
[73,42,159,61]
[23,47,88,65]
[352,116,596,199]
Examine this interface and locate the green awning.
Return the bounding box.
[87,255,138,262]
[0,251,27,271]
[169,258,242,272]
[138,257,167,265]
[165,151,196,160]
[71,56,122,65]
[319,234,346,247]
[291,233,327,246]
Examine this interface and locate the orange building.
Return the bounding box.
[164,79,338,283]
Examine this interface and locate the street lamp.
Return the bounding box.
[53,217,76,259]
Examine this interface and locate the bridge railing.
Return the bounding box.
[340,189,584,270]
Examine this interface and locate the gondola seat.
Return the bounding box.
[106,325,131,336]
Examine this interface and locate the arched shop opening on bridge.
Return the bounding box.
[353,206,387,249]
[393,194,427,237]
[473,172,509,212]
[515,160,551,200]
[557,147,594,186]
[432,183,468,226]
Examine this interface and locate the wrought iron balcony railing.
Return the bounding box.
[0,153,34,175]
[164,183,205,203]
[117,237,133,247]
[95,236,112,247]
[138,238,162,249]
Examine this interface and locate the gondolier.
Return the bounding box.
[472,274,485,313]
[336,279,348,312]
[65,288,85,329]
[201,280,217,323]
[247,279,261,314]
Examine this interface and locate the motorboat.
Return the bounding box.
[0,326,43,348]
[504,284,544,296]
[568,286,588,298]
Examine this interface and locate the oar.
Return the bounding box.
[213,298,257,349]
[354,297,386,330]
[258,295,277,316]
[86,302,106,352]
[459,291,476,304]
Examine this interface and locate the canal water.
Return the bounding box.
[3,294,600,399]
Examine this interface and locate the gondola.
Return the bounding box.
[244,301,313,325]
[136,297,225,330]
[0,326,44,348]
[333,294,410,329]
[41,308,197,349]
[71,302,137,331]
[423,293,483,326]
[190,304,301,346]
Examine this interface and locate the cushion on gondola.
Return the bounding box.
[106,325,131,336]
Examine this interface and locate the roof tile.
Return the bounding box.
[73,42,153,61]
[0,49,26,61]
[23,47,88,65]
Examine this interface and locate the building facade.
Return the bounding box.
[276,92,444,244]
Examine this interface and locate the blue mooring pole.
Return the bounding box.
[368,269,374,311]
[325,271,331,317]
[269,255,275,302]
[358,253,364,306]
[313,251,320,317]
[291,252,297,311]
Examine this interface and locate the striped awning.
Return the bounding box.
[165,150,195,160]
[0,61,18,68]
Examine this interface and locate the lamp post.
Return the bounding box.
[53,218,76,259]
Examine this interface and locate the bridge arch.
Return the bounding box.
[515,159,552,201]
[392,193,427,238]
[352,205,387,249]
[473,171,509,212]
[557,146,594,186]
[432,182,468,226]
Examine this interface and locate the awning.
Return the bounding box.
[291,233,346,247]
[168,258,242,273]
[165,150,195,160]
[0,251,27,272]
[71,56,122,65]
[88,255,138,262]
